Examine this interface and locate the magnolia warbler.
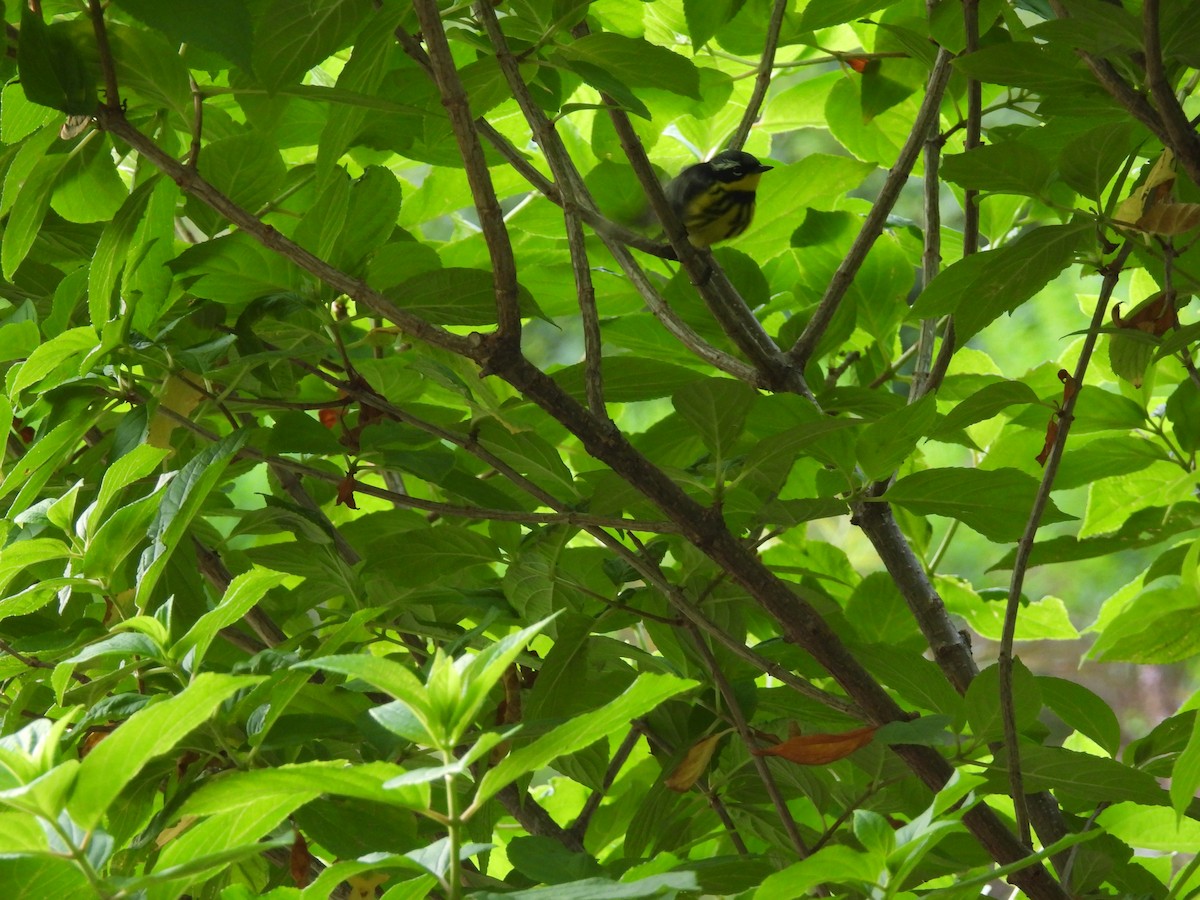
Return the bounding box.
[665,150,773,248]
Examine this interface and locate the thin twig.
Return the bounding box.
[157,405,676,533]
[962,0,982,257]
[86,0,120,110]
[95,110,475,357]
[789,48,954,369]
[729,0,789,150]
[474,3,604,415]
[998,241,1134,845]
[631,719,749,856]
[686,624,811,860]
[410,0,521,340]
[187,73,203,168]
[567,728,641,843]
[193,538,288,648]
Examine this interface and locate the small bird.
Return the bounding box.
[664,149,774,248]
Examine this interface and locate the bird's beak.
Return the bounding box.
[756,164,774,173]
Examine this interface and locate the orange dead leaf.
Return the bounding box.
[845,56,869,73]
[335,473,359,509]
[79,729,111,758]
[1056,368,1080,404]
[290,831,312,888]
[318,407,341,429]
[751,725,877,765]
[1036,416,1059,467]
[666,732,727,792]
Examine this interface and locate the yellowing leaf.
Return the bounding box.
[665,732,727,791]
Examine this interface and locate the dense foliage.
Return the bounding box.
[3,0,1200,897]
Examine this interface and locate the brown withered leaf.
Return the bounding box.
[335,473,359,509]
[665,732,728,791]
[1036,416,1059,467]
[1057,368,1080,404]
[1136,202,1200,236]
[1109,295,1180,387]
[1112,293,1179,337]
[1114,150,1176,226]
[751,725,877,765]
[290,831,311,888]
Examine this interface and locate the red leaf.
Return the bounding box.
[1036,416,1059,467]
[751,725,876,765]
[845,56,869,73]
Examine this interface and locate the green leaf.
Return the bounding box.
[470,873,702,900]
[553,358,706,403]
[941,142,1053,197]
[17,6,95,115]
[672,378,758,459]
[1038,676,1120,755]
[383,268,546,325]
[173,566,287,670]
[555,34,700,99]
[964,660,1042,743]
[135,431,249,610]
[7,326,96,399]
[3,149,70,279]
[929,380,1042,439]
[911,222,1092,343]
[69,673,261,829]
[471,673,695,810]
[0,320,41,363]
[1088,586,1200,664]
[883,467,1073,542]
[253,0,373,93]
[1003,744,1170,808]
[859,644,963,717]
[88,176,159,327]
[683,0,739,47]
[756,845,881,899]
[198,132,287,215]
[1055,436,1168,490]
[112,0,254,69]
[953,41,1095,93]
[1058,122,1135,201]
[179,761,428,816]
[857,394,937,481]
[1167,379,1200,452]
[366,527,503,588]
[800,0,899,30]
[0,855,91,899]
[1,416,100,518]
[315,3,406,181]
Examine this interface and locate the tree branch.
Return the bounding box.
[788,48,954,369]
[1142,0,1200,186]
[729,0,789,151]
[998,241,1134,847]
